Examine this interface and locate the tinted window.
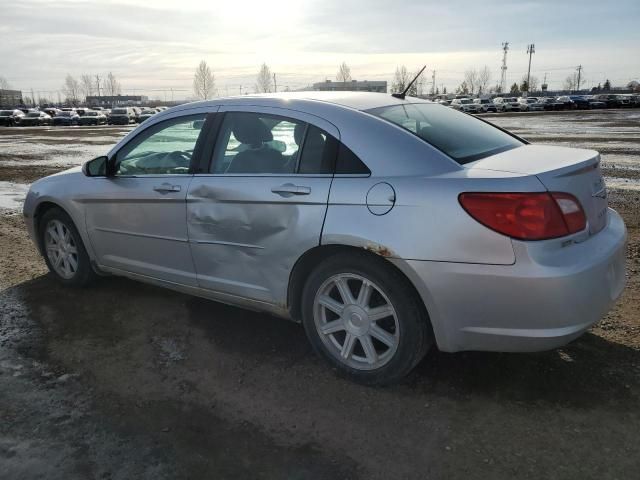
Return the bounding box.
[367,103,523,164]
[210,112,303,174]
[115,114,205,176]
[297,125,337,174]
[335,143,370,174]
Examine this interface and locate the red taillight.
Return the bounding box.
[459,192,586,240]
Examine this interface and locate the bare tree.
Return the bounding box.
[104,72,121,96]
[563,73,579,91]
[520,74,539,93]
[192,60,216,100]
[62,74,80,105]
[80,74,94,101]
[392,66,424,96]
[456,81,469,95]
[464,69,478,95]
[0,76,11,89]
[336,62,352,83]
[477,66,492,95]
[392,66,411,94]
[256,63,273,93]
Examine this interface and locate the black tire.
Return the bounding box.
[301,251,432,386]
[39,207,96,287]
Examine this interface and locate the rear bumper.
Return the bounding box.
[400,208,627,352]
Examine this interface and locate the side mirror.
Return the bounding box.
[82,156,108,177]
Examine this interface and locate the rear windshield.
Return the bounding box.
[112,108,127,114]
[85,111,98,116]
[59,111,72,116]
[367,103,523,164]
[27,112,41,117]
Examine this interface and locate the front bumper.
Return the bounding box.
[401,208,627,352]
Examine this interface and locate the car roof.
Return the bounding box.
[184,91,433,112]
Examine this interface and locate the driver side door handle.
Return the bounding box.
[153,183,181,193]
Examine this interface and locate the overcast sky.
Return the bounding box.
[2,0,639,100]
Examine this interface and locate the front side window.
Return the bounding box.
[115,114,205,176]
[210,112,335,175]
[367,103,523,164]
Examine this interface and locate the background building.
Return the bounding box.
[312,80,387,93]
[0,89,23,107]
[86,95,148,107]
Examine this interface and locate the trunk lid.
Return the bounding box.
[466,145,608,235]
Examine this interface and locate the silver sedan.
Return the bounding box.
[23,92,627,385]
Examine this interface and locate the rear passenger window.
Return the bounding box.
[335,143,370,174]
[297,125,337,174]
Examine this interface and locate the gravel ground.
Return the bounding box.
[1,113,639,479]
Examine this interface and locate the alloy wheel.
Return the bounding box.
[313,273,400,370]
[44,219,79,279]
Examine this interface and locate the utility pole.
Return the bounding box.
[542,72,548,96]
[431,70,436,96]
[239,85,243,95]
[526,43,535,93]
[30,88,35,107]
[500,42,509,93]
[576,65,582,93]
[273,73,277,93]
[95,75,101,97]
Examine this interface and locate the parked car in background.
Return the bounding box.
[555,96,576,110]
[538,97,564,111]
[437,99,451,107]
[630,94,640,107]
[450,98,482,113]
[132,106,143,123]
[53,110,80,126]
[473,98,497,112]
[22,92,627,385]
[566,96,591,109]
[19,111,52,126]
[517,97,544,111]
[493,97,521,112]
[616,95,633,107]
[0,109,26,126]
[592,94,622,108]
[137,108,158,123]
[43,107,61,117]
[108,107,135,125]
[78,110,107,126]
[75,107,91,116]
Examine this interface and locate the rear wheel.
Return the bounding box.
[39,208,96,287]
[301,252,431,385]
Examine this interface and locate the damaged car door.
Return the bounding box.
[85,113,208,285]
[186,107,339,306]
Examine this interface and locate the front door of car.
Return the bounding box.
[186,107,339,305]
[84,112,211,286]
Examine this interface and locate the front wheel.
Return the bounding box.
[39,207,96,287]
[301,252,432,385]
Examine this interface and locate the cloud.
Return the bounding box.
[2,0,638,97]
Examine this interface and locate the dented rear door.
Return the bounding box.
[186,106,339,305]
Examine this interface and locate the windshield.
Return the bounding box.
[59,111,72,117]
[85,111,98,116]
[0,110,13,115]
[112,108,127,114]
[459,99,472,104]
[367,103,523,164]
[27,112,41,117]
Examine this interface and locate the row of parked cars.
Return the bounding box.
[442,93,640,114]
[0,106,167,127]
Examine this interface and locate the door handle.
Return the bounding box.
[153,183,181,193]
[271,183,311,196]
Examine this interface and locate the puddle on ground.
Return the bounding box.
[0,181,30,210]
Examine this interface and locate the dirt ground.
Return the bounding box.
[1,114,639,479]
